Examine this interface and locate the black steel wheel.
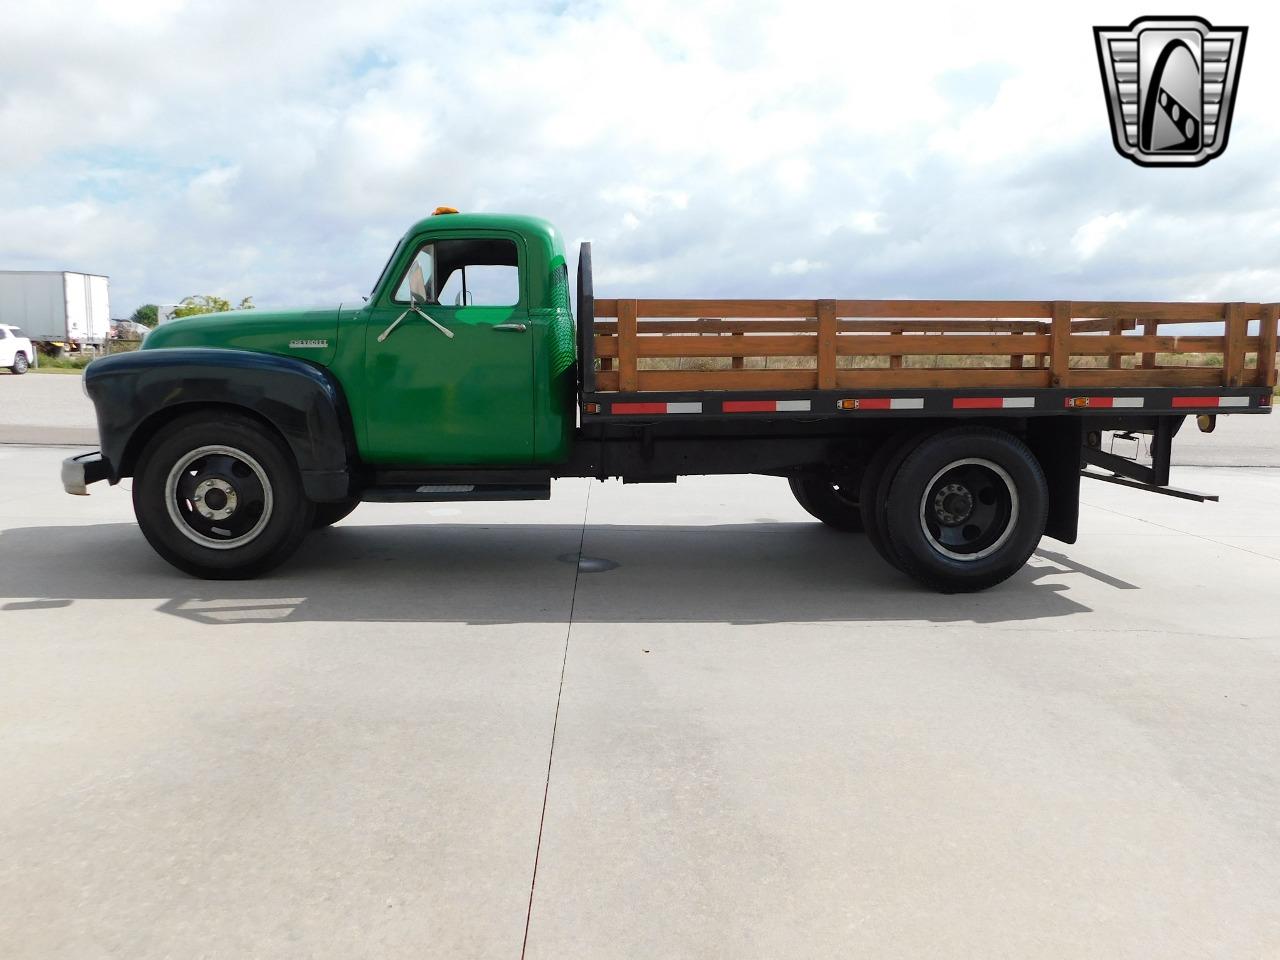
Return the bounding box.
[882,427,1047,593]
[312,497,360,529]
[11,351,29,374]
[132,412,314,579]
[788,473,864,532]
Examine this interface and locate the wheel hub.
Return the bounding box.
[192,478,238,521]
[164,444,274,550]
[933,483,974,525]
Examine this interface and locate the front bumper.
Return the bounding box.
[62,451,111,496]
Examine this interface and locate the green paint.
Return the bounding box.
[142,213,575,467]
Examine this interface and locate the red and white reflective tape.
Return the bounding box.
[840,397,925,411]
[610,401,703,415]
[1064,396,1145,409]
[952,396,1036,410]
[1171,395,1251,409]
[722,399,812,413]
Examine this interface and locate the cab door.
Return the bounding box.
[363,233,534,465]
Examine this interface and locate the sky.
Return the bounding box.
[1,0,1277,318]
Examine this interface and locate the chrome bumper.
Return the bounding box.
[62,451,111,496]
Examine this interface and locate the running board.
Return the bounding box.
[1080,470,1218,502]
[360,482,551,503]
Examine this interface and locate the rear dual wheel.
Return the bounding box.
[865,427,1048,592]
[788,474,863,532]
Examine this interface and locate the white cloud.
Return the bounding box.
[771,258,826,277]
[1,0,1279,314]
[1071,212,1136,260]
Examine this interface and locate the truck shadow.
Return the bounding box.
[0,520,1123,627]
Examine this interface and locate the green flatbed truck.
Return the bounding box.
[63,209,1278,591]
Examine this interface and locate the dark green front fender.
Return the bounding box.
[83,348,355,501]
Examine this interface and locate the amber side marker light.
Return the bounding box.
[583,402,600,414]
[836,399,858,410]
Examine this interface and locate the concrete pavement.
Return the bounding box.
[1,443,1279,958]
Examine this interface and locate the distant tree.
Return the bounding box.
[172,295,256,319]
[131,303,159,327]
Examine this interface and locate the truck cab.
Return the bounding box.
[140,210,577,469]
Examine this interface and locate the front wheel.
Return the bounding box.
[788,474,864,532]
[882,427,1047,593]
[312,497,360,529]
[10,352,28,374]
[132,413,314,579]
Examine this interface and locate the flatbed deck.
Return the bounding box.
[574,243,1277,423]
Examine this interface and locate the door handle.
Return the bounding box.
[493,323,528,333]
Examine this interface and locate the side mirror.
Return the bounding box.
[408,262,429,305]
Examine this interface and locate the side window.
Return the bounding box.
[392,237,520,306]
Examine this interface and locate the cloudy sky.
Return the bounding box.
[2,1,1276,317]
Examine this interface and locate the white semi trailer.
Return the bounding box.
[0,270,110,355]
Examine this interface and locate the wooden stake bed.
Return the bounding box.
[574,246,1278,420]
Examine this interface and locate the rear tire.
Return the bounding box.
[882,426,1047,593]
[312,497,360,529]
[132,413,314,579]
[788,474,864,532]
[10,352,28,374]
[859,431,927,571]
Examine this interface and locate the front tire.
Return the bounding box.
[312,497,360,529]
[10,352,28,374]
[132,413,314,579]
[788,474,864,532]
[882,427,1047,593]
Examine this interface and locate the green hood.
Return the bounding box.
[143,306,343,366]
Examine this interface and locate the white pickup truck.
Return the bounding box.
[0,324,34,374]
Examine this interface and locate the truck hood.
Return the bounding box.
[143,306,343,366]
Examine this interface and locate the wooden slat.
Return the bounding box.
[1258,303,1279,387]
[617,299,638,392]
[594,318,1050,334]
[731,332,745,370]
[836,369,1050,389]
[1223,302,1247,387]
[832,300,1052,319]
[593,366,1226,392]
[634,299,818,318]
[836,335,1052,355]
[599,298,1260,323]
[1071,301,1234,321]
[1066,367,1225,387]
[1064,335,1251,355]
[1050,301,1072,388]
[634,369,819,391]
[817,300,837,390]
[629,335,819,358]
[1071,318,1138,333]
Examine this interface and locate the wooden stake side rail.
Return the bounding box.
[589,299,1280,393]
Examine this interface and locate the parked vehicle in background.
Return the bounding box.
[110,319,151,341]
[0,271,110,356]
[64,210,1279,591]
[0,323,35,374]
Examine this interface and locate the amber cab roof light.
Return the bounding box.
[432,206,459,216]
